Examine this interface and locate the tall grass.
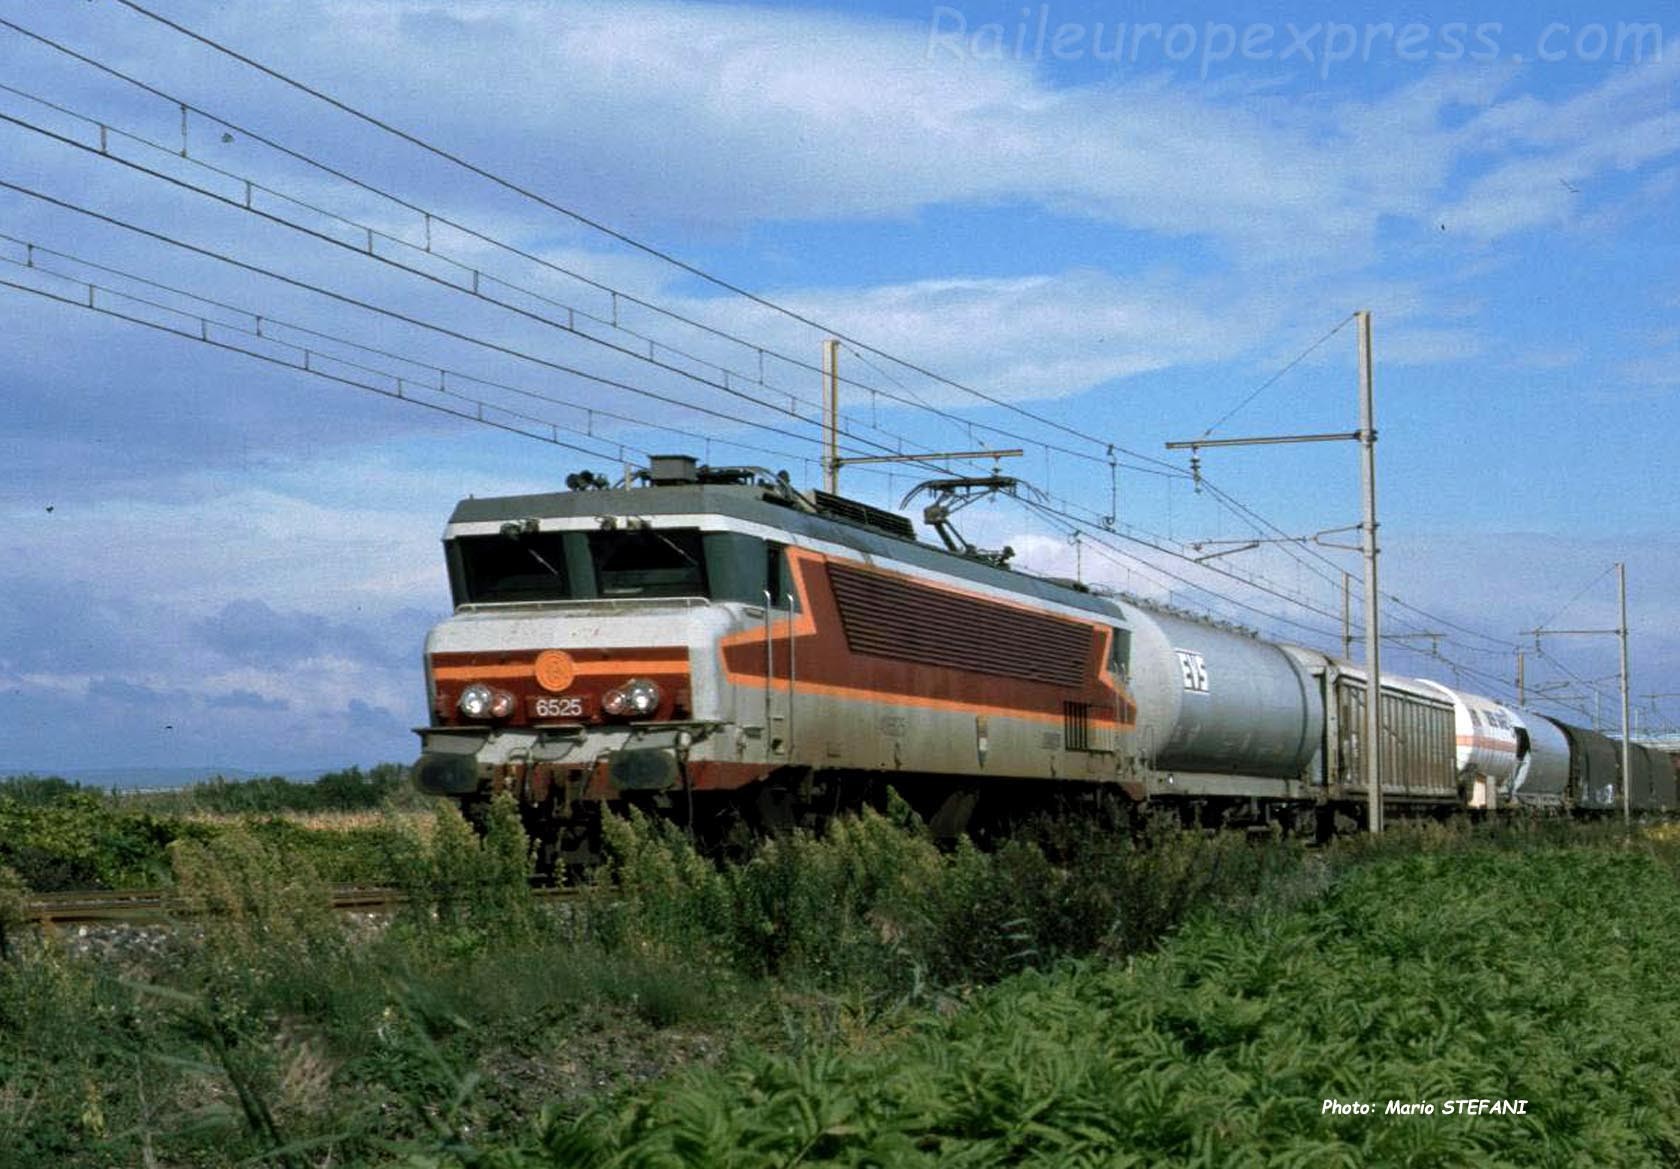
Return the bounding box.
[5,797,1661,1167]
[540,833,1680,1168]
[126,764,419,816]
[585,798,1309,997]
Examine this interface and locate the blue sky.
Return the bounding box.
[1,0,1677,774]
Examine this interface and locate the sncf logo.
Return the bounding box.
[1176,650,1210,694]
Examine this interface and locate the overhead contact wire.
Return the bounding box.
[98,0,1173,472]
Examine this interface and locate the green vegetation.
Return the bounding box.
[0,789,194,890]
[0,799,558,1167]
[585,800,1300,994]
[0,774,91,807]
[124,764,420,816]
[547,834,1680,1167]
[0,798,1300,1166]
[0,766,426,891]
[2,803,1678,1167]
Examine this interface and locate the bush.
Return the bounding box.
[0,792,191,891]
[547,840,1680,1168]
[167,826,345,1006]
[234,814,419,885]
[160,764,412,816]
[393,793,539,951]
[0,764,428,892]
[0,773,89,806]
[0,866,25,961]
[584,796,1306,1000]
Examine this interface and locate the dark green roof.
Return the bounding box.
[448,483,1123,621]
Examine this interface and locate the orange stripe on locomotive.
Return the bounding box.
[720,548,1136,728]
[428,646,691,726]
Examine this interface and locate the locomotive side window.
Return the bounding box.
[453,532,573,603]
[767,541,798,607]
[1109,627,1131,680]
[692,533,801,607]
[589,529,707,597]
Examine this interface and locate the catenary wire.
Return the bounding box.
[0,102,871,442]
[0,256,633,461]
[0,177,930,459]
[0,229,859,472]
[0,45,1164,486]
[1531,563,1619,634]
[3,166,1512,675]
[0,79,1197,530]
[1197,313,1355,439]
[9,13,1593,676]
[26,9,1169,474]
[0,72,1000,466]
[1020,498,1353,644]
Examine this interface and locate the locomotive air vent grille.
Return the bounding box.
[812,491,917,540]
[1063,702,1091,751]
[827,562,1088,686]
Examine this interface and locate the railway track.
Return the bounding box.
[25,883,585,925]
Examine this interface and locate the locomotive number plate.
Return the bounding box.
[530,695,587,721]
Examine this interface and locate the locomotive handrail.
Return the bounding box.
[454,596,710,613]
[764,588,775,755]
[788,590,798,758]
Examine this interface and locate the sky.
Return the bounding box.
[1,0,1677,776]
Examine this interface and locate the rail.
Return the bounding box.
[23,883,590,926]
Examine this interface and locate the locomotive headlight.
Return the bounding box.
[488,689,517,719]
[458,683,495,720]
[602,677,662,719]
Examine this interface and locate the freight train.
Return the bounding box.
[413,456,1677,865]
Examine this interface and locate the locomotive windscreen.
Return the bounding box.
[448,527,717,605]
[587,529,706,597]
[453,531,573,603]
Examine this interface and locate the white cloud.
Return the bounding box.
[1619,353,1680,393]
[687,268,1248,405]
[14,0,1669,425]
[150,0,1667,269]
[1510,347,1583,371]
[1437,45,1680,240]
[0,481,446,612]
[1378,325,1483,366]
[5,0,1679,768]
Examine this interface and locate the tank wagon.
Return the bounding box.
[412,457,1674,863]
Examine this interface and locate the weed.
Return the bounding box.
[393,793,539,952]
[0,867,25,961]
[548,839,1680,1168]
[12,796,1663,1168]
